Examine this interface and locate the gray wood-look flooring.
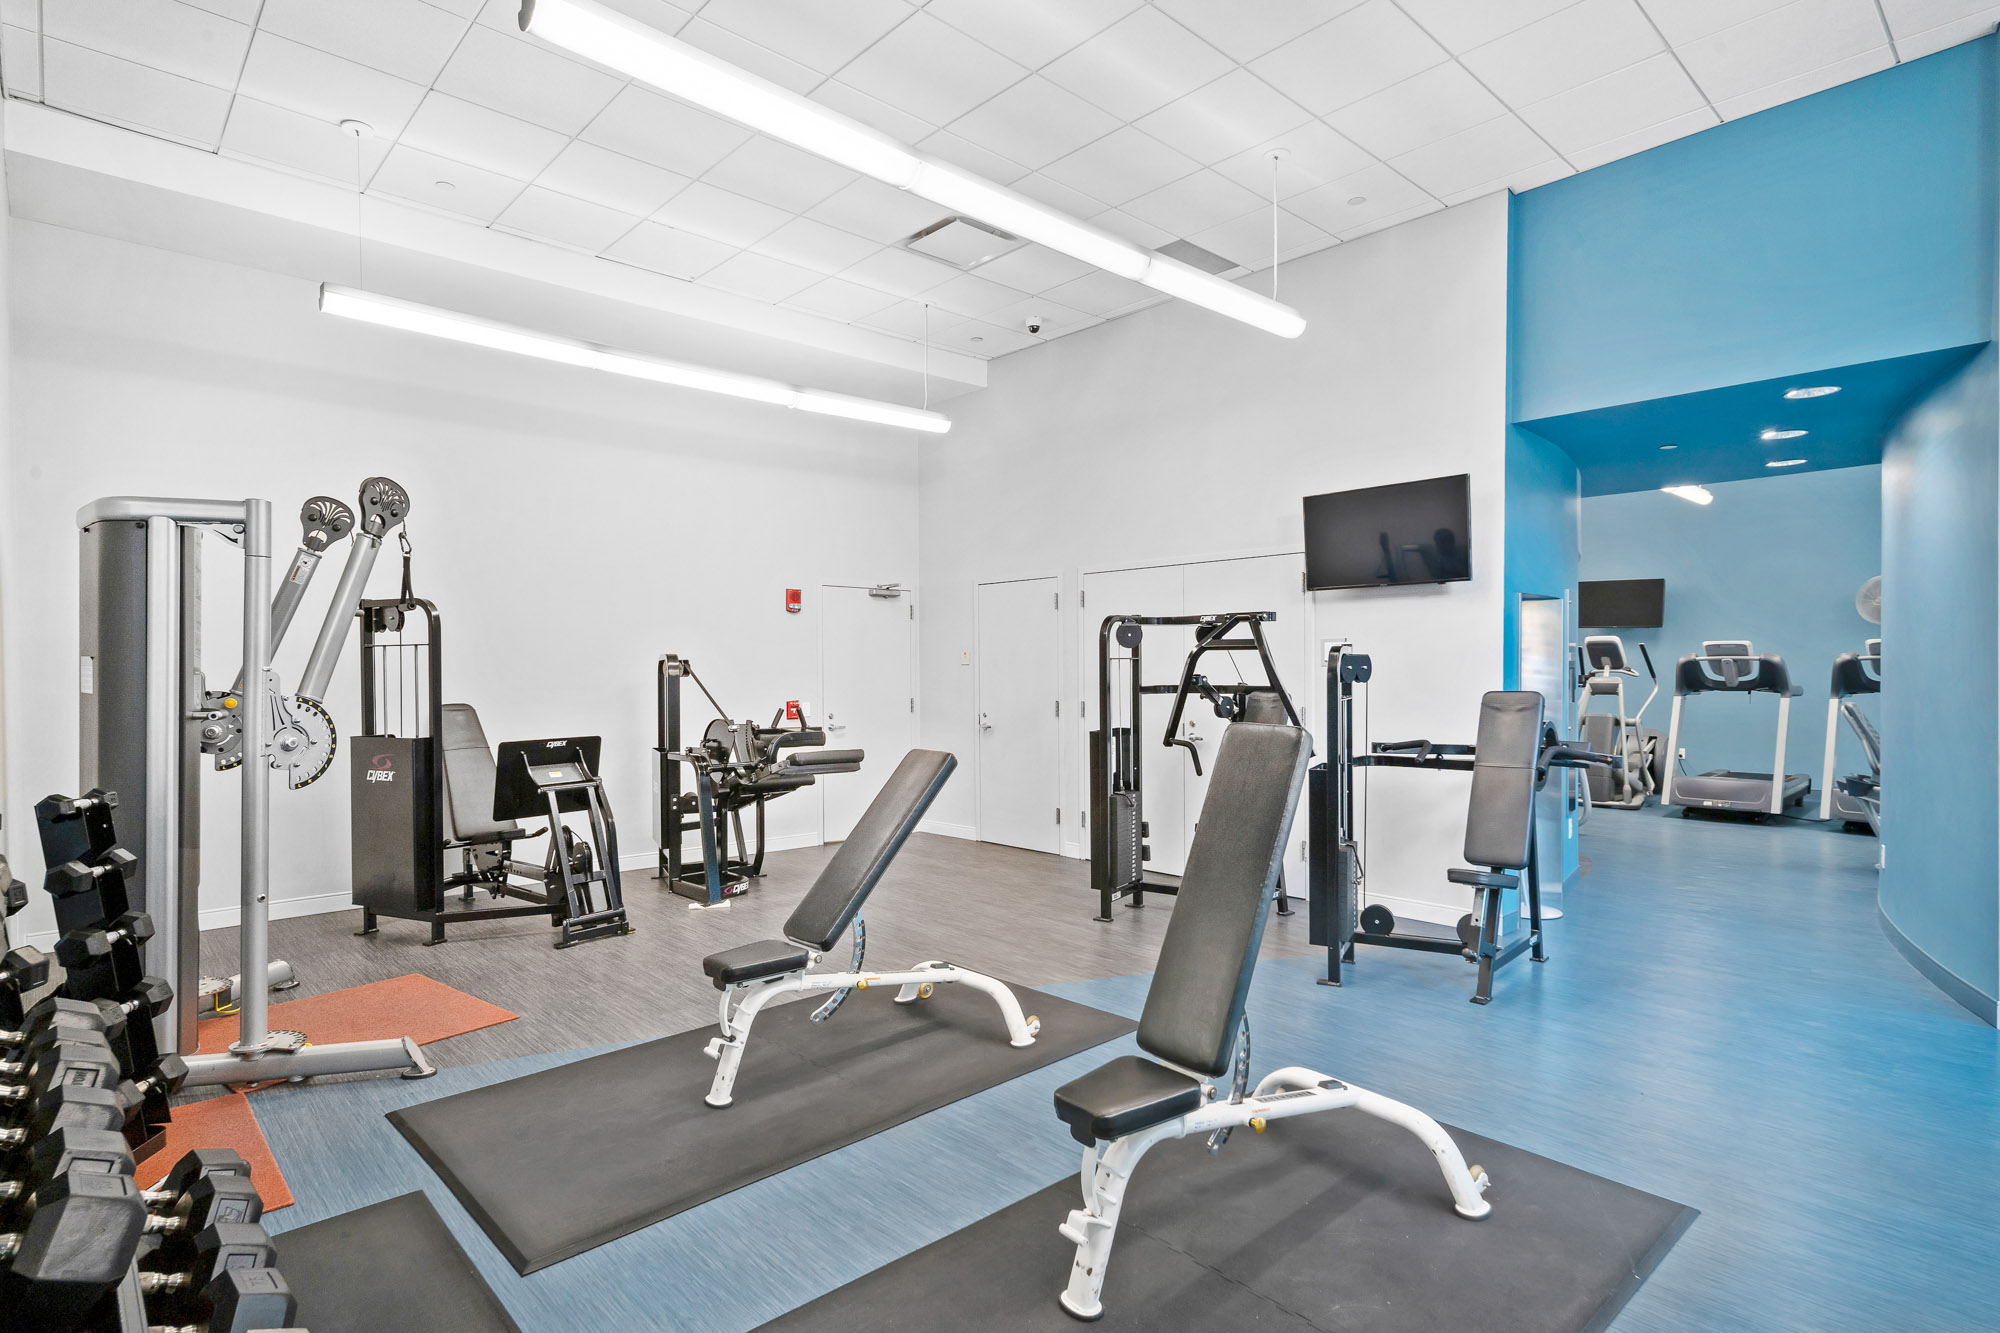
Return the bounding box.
[192,835,1315,1078]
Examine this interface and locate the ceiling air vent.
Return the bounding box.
[903,216,1022,268]
[1153,238,1241,275]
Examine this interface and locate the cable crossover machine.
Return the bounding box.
[1088,611,1302,923]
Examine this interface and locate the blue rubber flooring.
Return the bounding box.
[251,809,1998,1332]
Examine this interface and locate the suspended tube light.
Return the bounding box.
[317,285,951,434]
[519,0,1307,339]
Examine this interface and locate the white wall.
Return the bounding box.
[6,220,918,945]
[918,194,1512,923]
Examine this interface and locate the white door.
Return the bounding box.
[1080,565,1189,874]
[1518,595,1568,901]
[821,584,915,841]
[1181,554,1312,889]
[976,577,1062,853]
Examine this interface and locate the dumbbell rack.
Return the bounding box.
[1,793,306,1333]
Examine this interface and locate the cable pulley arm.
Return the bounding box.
[296,476,409,704]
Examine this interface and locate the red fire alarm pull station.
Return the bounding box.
[785,700,801,721]
[785,588,802,614]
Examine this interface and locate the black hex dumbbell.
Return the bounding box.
[0,1168,146,1333]
[146,1265,298,1333]
[34,789,122,874]
[45,849,139,939]
[0,947,48,1031]
[72,977,173,1080]
[116,1055,190,1134]
[140,1151,251,1214]
[143,1174,261,1244]
[138,1221,276,1319]
[0,1084,128,1154]
[56,912,155,999]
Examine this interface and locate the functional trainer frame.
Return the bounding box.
[1088,611,1300,923]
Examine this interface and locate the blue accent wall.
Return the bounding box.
[1579,465,1884,789]
[1514,38,1998,423]
[1880,346,1999,1018]
[1503,424,1583,882]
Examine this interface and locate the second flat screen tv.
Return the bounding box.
[1304,474,1472,591]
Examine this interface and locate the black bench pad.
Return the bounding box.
[1054,1055,1204,1146]
[1449,867,1520,889]
[703,940,811,988]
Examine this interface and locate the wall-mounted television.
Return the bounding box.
[1303,474,1472,591]
[1578,578,1665,629]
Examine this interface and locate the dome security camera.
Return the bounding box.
[1024,314,1048,334]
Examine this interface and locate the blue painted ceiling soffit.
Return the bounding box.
[1519,344,1986,496]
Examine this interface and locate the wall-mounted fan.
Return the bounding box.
[1855,575,1882,625]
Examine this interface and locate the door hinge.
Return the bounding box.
[1302,571,1307,593]
[1054,699,1060,717]
[1079,589,1086,608]
[1053,591,1059,610]
[908,605,914,620]
[1056,807,1061,824]
[909,697,914,713]
[1080,810,1086,828]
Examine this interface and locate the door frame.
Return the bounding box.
[971,571,1063,849]
[817,579,918,843]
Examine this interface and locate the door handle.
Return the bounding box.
[980,712,993,731]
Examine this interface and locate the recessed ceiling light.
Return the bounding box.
[1661,484,1713,505]
[1658,444,1677,451]
[1784,385,1840,399]
[969,335,984,343]
[1760,428,1806,441]
[1347,196,1367,206]
[434,180,455,190]
[1766,458,1808,468]
[338,118,372,137]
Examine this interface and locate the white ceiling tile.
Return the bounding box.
[1250,1,1448,114]
[1009,171,1112,217]
[971,244,1097,292]
[580,85,753,177]
[1120,169,1268,237]
[1713,42,1895,118]
[1212,121,1378,198]
[259,0,469,85]
[933,318,1040,356]
[535,141,689,216]
[1460,0,1665,105]
[1881,0,1998,28]
[221,97,393,182]
[424,0,484,14]
[4,25,41,99]
[238,32,429,139]
[1041,269,1156,316]
[927,271,1033,318]
[984,295,1098,338]
[784,276,901,321]
[1042,6,1236,120]
[857,300,942,339]
[702,250,824,302]
[1334,197,1444,240]
[1566,105,1718,167]
[401,92,571,180]
[1284,161,1433,231]
[944,76,1121,170]
[805,178,949,243]
[838,12,1027,124]
[1134,70,1315,165]
[1891,7,2000,59]
[1678,0,1888,103]
[0,0,33,28]
[603,221,737,278]
[1517,52,1708,155]
[676,17,825,94]
[922,0,1143,69]
[1186,206,1330,270]
[369,142,526,222]
[752,217,884,273]
[1278,235,1342,264]
[699,0,914,74]
[432,23,622,135]
[495,186,641,251]
[43,0,250,89]
[1327,61,1508,160]
[42,38,231,146]
[1636,0,1796,45]
[652,180,790,246]
[811,80,936,143]
[703,136,859,212]
[183,0,262,21]
[1153,0,1365,62]
[1395,0,1587,53]
[473,0,691,68]
[918,130,1031,184]
[1389,113,1552,196]
[1436,155,1573,204]
[1039,126,1201,206]
[841,246,961,296]
[1093,208,1180,249]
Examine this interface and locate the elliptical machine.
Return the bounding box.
[1819,639,1881,831]
[1575,636,1664,809]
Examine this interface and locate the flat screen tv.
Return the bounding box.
[1578,578,1665,629]
[1303,474,1472,591]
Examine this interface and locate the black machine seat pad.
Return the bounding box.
[1448,867,1520,889]
[1054,1055,1204,1146]
[783,749,956,952]
[440,703,520,845]
[703,940,811,988]
[1461,691,1543,872]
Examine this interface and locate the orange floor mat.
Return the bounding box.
[196,973,518,1055]
[135,1092,293,1210]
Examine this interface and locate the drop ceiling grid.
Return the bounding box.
[2,0,1992,360]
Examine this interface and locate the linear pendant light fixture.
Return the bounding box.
[519,0,1307,339]
[319,285,952,433]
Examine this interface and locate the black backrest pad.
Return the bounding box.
[783,749,956,951]
[1238,689,1288,724]
[1135,723,1312,1077]
[1463,691,1543,871]
[440,704,516,841]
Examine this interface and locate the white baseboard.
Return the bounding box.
[197,890,355,931]
[1364,891,1462,927]
[917,820,976,841]
[1061,840,1082,860]
[619,830,823,875]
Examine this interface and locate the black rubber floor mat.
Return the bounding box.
[276,1191,520,1333]
[389,980,1134,1274]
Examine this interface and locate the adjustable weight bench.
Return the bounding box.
[698,749,1040,1107]
[1051,722,1491,1321]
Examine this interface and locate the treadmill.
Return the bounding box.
[1663,641,1813,817]
[1820,639,1882,828]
